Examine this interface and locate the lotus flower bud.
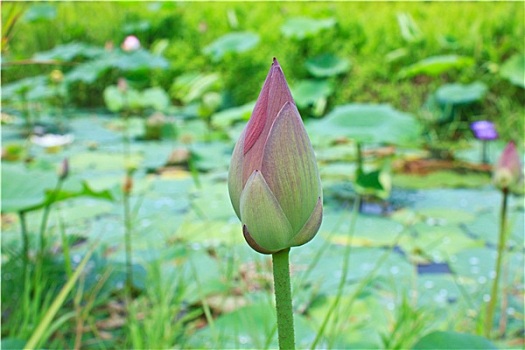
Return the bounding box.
[117,78,128,93]
[228,58,323,254]
[58,158,69,180]
[493,141,522,191]
[122,174,133,194]
[121,35,140,52]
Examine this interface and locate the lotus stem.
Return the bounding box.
[19,211,29,285]
[272,248,295,350]
[123,189,133,294]
[38,178,64,257]
[484,188,509,338]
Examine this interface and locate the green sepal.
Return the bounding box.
[240,170,293,252]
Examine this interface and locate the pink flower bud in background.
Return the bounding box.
[59,158,69,180]
[493,141,522,191]
[118,78,128,93]
[228,58,323,254]
[105,41,114,51]
[121,35,140,52]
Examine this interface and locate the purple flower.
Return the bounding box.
[470,121,498,141]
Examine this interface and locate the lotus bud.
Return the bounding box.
[121,35,140,52]
[228,58,323,254]
[493,141,522,191]
[117,78,128,93]
[58,158,69,180]
[122,174,133,194]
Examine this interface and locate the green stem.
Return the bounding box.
[38,178,64,257]
[272,248,295,350]
[123,190,133,294]
[484,188,509,338]
[19,211,29,286]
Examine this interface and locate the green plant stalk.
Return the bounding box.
[123,189,133,294]
[38,178,64,256]
[311,198,359,350]
[58,210,73,278]
[484,188,509,338]
[24,245,94,350]
[272,248,295,350]
[18,210,29,283]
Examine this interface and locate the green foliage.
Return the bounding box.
[399,55,475,78]
[305,54,351,78]
[412,331,497,349]
[500,53,525,88]
[203,32,260,61]
[313,103,422,146]
[281,17,336,40]
[435,82,488,106]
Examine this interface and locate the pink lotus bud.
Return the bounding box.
[228,58,323,254]
[493,141,522,190]
[122,174,133,194]
[121,35,140,52]
[118,78,128,93]
[58,158,69,180]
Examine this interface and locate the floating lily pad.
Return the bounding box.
[500,53,525,88]
[325,214,403,247]
[416,208,475,225]
[203,32,260,61]
[305,54,351,77]
[70,152,143,172]
[292,79,333,108]
[187,301,316,349]
[435,81,487,106]
[393,171,491,189]
[412,331,497,349]
[399,224,483,263]
[281,17,336,40]
[400,55,474,78]
[312,104,421,146]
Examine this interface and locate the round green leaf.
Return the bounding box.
[292,79,333,108]
[305,54,351,77]
[281,17,336,40]
[203,32,259,61]
[435,82,487,105]
[500,53,525,88]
